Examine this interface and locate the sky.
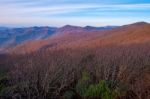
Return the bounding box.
[0,0,150,27]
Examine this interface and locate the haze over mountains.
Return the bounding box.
[0,25,118,47]
[0,22,150,53]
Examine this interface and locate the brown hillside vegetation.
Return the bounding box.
[9,22,150,53]
[0,22,150,99]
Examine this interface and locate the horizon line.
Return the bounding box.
[0,21,149,28]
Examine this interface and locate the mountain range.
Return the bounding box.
[0,22,150,53]
[0,25,118,47]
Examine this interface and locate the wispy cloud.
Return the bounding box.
[0,0,150,26]
[1,3,150,16]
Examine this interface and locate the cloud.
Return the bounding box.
[1,3,150,16]
[0,1,150,26]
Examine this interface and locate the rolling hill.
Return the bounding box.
[0,27,57,47]
[9,22,150,53]
[0,25,118,52]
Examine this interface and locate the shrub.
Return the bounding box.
[84,80,111,99]
[63,91,75,99]
[75,71,91,97]
[0,74,8,96]
[75,72,128,99]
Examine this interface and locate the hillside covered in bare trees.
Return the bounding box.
[0,22,150,99]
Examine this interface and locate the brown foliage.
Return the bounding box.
[0,43,149,99]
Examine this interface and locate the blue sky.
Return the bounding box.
[0,0,150,27]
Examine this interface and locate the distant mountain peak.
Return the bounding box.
[130,22,149,26]
[58,25,83,33]
[61,25,81,29]
[84,25,119,31]
[84,26,93,28]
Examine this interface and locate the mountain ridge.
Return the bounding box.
[5,22,150,54]
[0,25,119,48]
